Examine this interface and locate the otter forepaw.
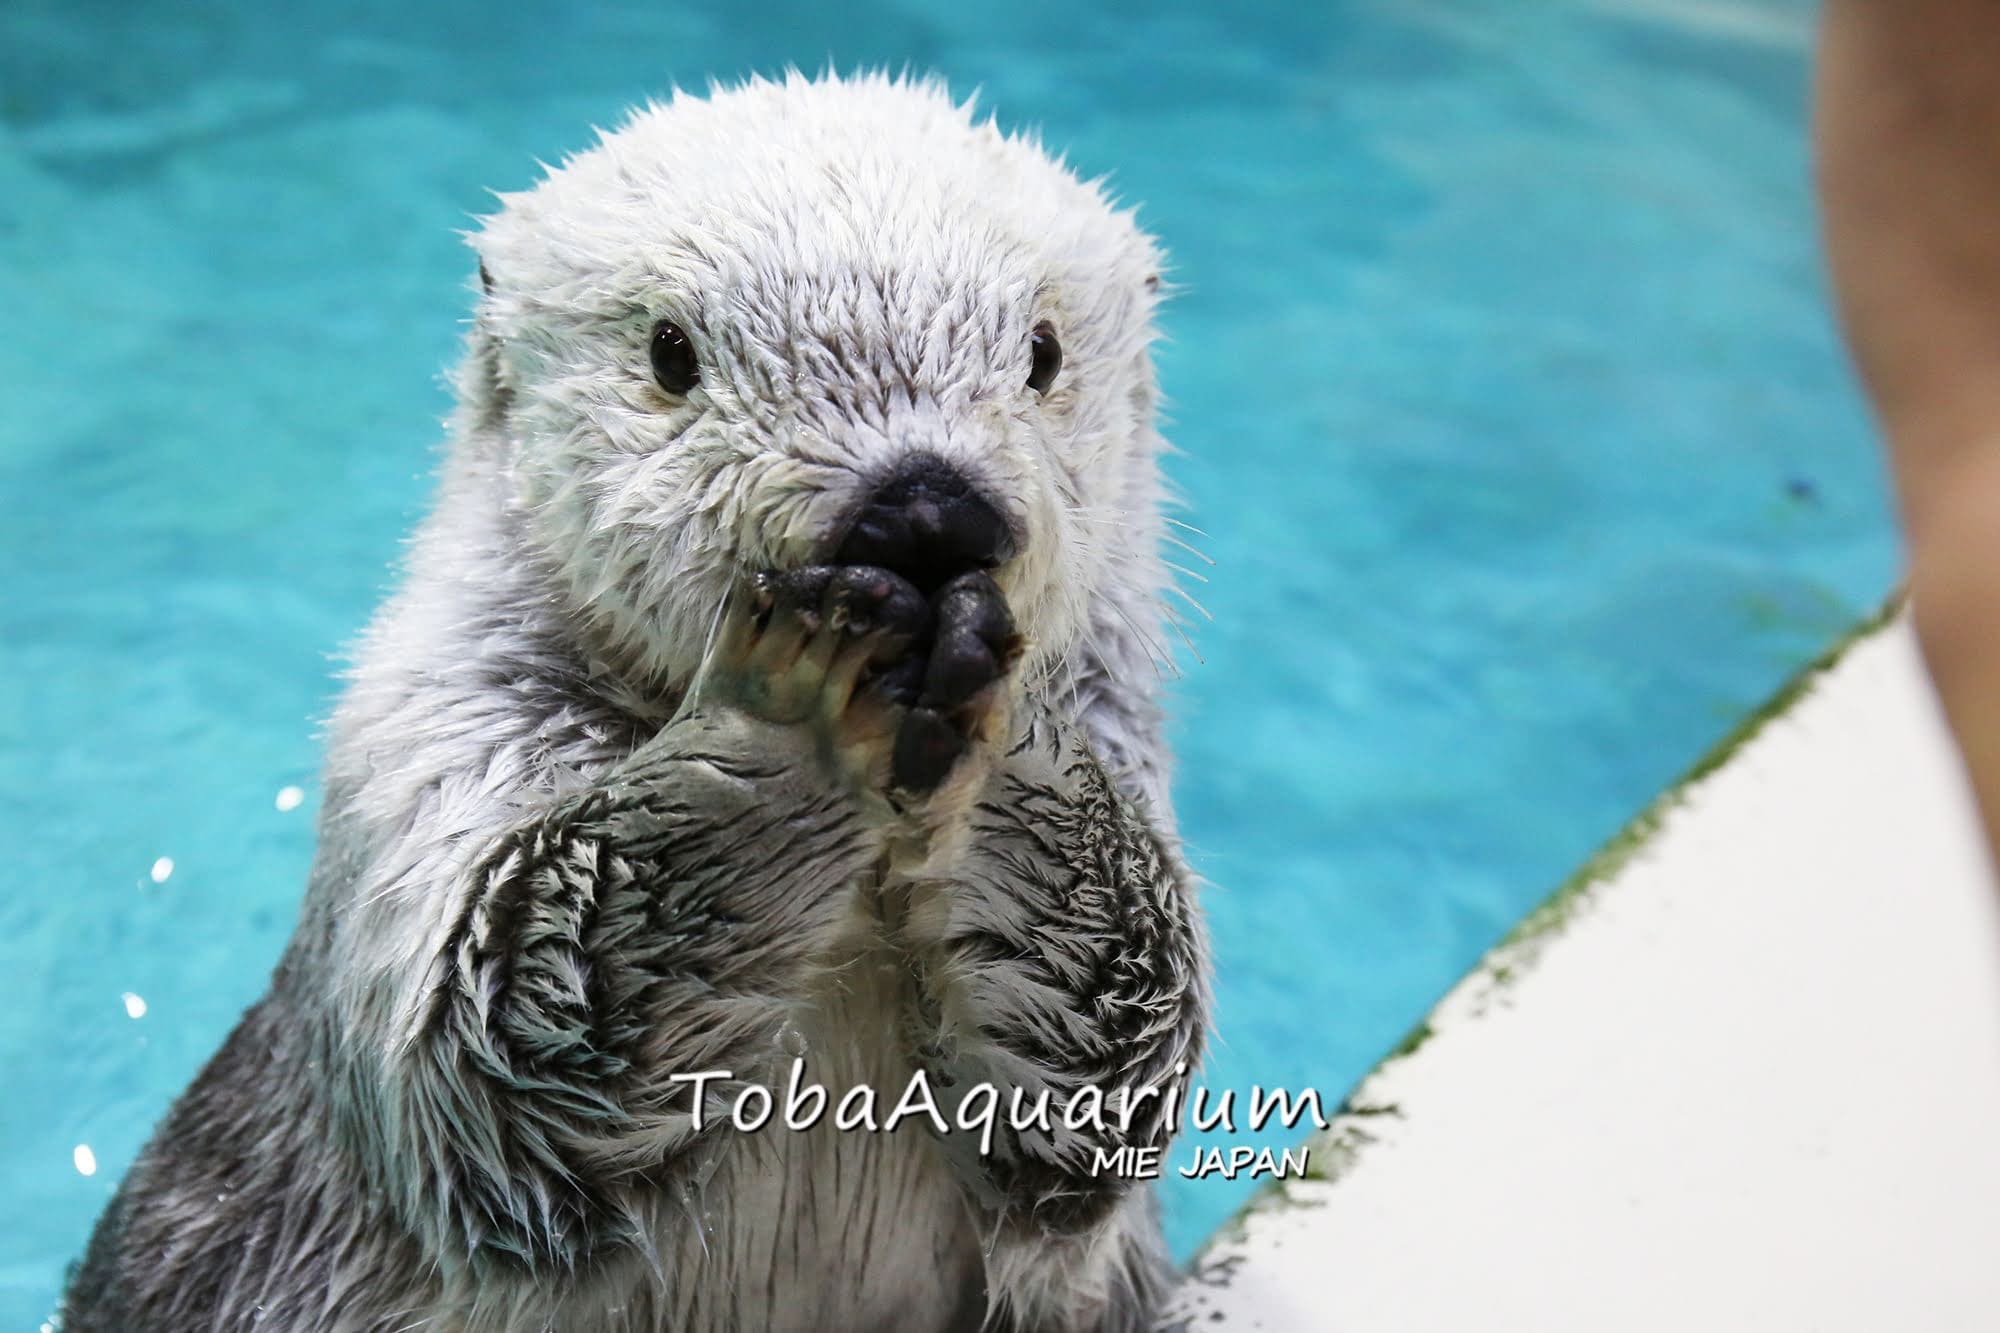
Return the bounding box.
[709,564,927,755]
[890,570,1023,794]
[705,565,1022,803]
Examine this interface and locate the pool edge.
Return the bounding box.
[1179,588,1910,1273]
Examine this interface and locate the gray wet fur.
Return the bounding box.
[62,73,1210,1333]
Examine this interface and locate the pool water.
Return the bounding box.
[0,0,1894,1322]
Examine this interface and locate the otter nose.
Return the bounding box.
[832,455,1017,592]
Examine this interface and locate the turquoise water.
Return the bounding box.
[0,0,1895,1323]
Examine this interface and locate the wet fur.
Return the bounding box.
[63,72,1208,1332]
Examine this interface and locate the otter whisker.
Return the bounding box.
[1161,608,1206,666]
[1077,506,1212,558]
[1161,532,1216,566]
[1164,584,1213,621]
[680,585,736,720]
[1103,597,1180,681]
[1065,508,1217,577]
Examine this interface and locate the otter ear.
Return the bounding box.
[465,261,514,434]
[464,331,514,439]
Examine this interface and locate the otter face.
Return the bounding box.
[468,73,1166,696]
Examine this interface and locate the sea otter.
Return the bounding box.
[63,71,1209,1333]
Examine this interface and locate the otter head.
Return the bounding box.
[463,72,1169,699]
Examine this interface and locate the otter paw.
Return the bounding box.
[891,570,1023,794]
[710,565,928,746]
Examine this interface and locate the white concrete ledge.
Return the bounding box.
[1174,607,2000,1332]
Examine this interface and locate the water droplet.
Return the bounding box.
[73,1143,97,1176]
[149,857,174,884]
[275,786,304,812]
[122,992,147,1019]
[776,1021,808,1058]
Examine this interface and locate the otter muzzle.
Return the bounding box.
[831,454,1017,593]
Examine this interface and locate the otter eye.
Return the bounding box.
[1027,321,1062,395]
[649,319,700,396]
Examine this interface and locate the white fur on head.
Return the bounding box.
[467,70,1172,700]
